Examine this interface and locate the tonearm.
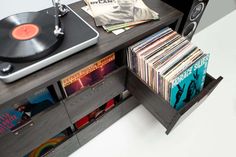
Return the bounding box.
[52,0,69,37]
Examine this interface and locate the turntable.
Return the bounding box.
[0,1,99,83]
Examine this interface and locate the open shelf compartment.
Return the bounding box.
[63,66,126,123]
[127,69,223,134]
[0,102,71,157]
[76,96,139,146]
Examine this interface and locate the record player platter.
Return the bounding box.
[0,5,99,83]
[0,12,63,62]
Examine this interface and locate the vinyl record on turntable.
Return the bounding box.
[0,12,63,63]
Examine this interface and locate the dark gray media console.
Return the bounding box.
[0,0,222,157]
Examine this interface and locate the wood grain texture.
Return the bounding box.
[77,96,139,146]
[127,70,177,129]
[0,0,183,108]
[64,66,126,123]
[0,103,71,157]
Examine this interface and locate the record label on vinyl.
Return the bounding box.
[12,24,40,40]
[0,12,63,63]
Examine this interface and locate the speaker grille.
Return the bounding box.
[190,2,205,21]
[162,0,209,40]
[182,22,197,38]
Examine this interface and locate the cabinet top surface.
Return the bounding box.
[0,0,182,106]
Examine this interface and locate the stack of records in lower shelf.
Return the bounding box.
[74,90,131,130]
[24,128,73,157]
[74,98,116,130]
[127,27,209,110]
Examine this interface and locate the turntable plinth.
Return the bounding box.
[0,5,99,83]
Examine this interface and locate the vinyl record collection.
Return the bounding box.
[74,90,131,130]
[24,128,72,157]
[74,98,116,130]
[127,27,209,110]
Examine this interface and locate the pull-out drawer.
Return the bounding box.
[127,70,223,134]
[0,103,71,157]
[64,66,126,123]
[46,135,80,157]
[76,96,139,146]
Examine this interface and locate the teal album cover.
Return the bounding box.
[170,54,210,110]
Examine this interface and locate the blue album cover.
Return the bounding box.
[169,54,210,110]
[25,88,55,117]
[0,88,54,135]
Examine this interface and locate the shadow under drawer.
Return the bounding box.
[64,66,126,123]
[127,70,223,134]
[0,102,71,157]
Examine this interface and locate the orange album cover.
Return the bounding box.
[60,53,116,97]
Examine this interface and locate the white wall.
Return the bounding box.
[196,0,236,32]
[0,0,80,20]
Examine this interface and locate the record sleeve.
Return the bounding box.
[169,54,210,110]
[60,53,116,97]
[160,49,203,98]
[85,0,134,26]
[24,129,69,157]
[0,88,55,136]
[126,27,210,111]
[144,32,180,88]
[150,37,187,91]
[133,30,176,76]
[127,27,172,72]
[85,0,159,26]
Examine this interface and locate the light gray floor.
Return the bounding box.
[70,10,236,157]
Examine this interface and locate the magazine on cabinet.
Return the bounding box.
[85,0,159,26]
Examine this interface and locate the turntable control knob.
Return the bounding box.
[0,62,13,73]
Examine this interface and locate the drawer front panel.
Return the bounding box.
[77,96,139,146]
[127,69,223,134]
[0,103,71,157]
[166,74,223,134]
[64,67,126,123]
[178,74,223,115]
[127,70,177,129]
[76,103,122,146]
